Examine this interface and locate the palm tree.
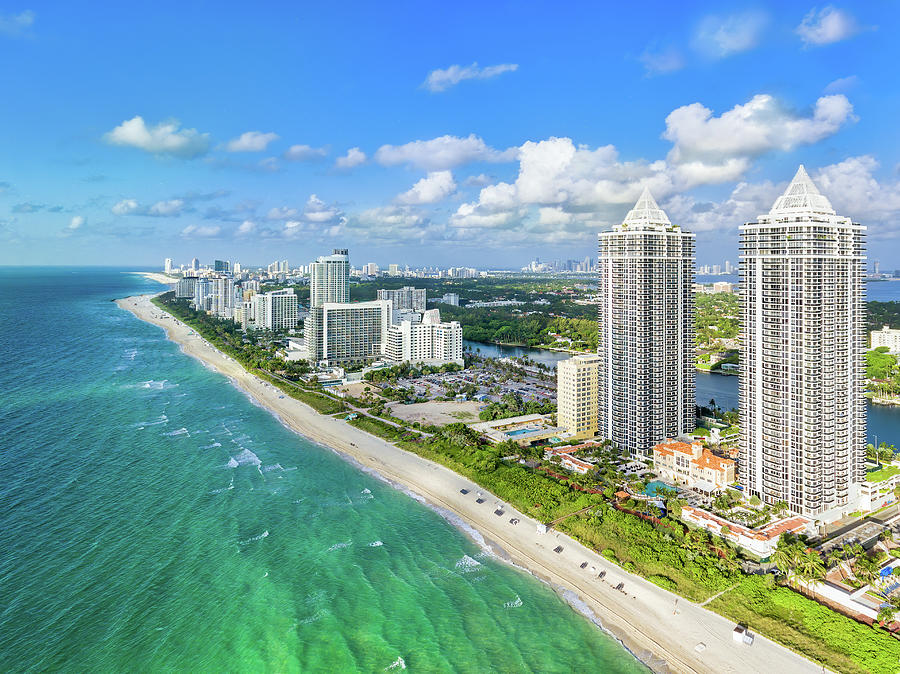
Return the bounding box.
[853,554,880,586]
[772,545,797,577]
[826,548,845,570]
[797,551,826,596]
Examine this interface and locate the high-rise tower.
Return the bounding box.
[598,188,695,458]
[309,249,350,308]
[739,166,866,517]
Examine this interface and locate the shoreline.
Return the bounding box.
[117,290,823,674]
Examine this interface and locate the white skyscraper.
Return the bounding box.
[251,289,299,331]
[164,258,173,274]
[377,286,426,313]
[309,249,350,307]
[739,166,866,518]
[598,188,695,458]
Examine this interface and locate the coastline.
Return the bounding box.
[117,290,824,674]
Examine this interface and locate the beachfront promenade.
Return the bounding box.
[118,292,825,674]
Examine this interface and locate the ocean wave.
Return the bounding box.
[327,541,352,552]
[231,448,261,467]
[239,530,269,545]
[209,477,234,494]
[368,540,384,547]
[503,595,523,608]
[455,555,481,572]
[261,463,283,473]
[165,427,189,437]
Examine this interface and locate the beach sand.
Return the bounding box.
[117,292,824,674]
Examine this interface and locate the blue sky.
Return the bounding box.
[1,1,897,268]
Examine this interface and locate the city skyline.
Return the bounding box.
[1,2,897,268]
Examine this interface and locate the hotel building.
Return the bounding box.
[739,166,866,518]
[251,288,299,331]
[384,309,463,367]
[310,249,350,307]
[377,286,427,313]
[557,354,600,440]
[598,188,696,458]
[306,300,392,364]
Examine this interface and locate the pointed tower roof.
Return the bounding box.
[769,165,835,216]
[622,186,671,228]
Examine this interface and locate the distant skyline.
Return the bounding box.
[1,1,897,267]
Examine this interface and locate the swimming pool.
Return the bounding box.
[505,427,539,436]
[644,480,674,496]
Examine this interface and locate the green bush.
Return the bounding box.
[708,576,900,674]
[648,575,677,591]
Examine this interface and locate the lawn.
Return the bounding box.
[867,465,900,483]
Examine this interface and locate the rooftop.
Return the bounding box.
[768,165,836,216]
[621,186,672,229]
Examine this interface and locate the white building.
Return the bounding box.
[164,258,173,274]
[377,286,426,313]
[598,188,695,458]
[440,293,460,306]
[739,166,867,518]
[385,309,463,367]
[251,289,299,331]
[557,354,600,440]
[305,300,392,364]
[871,326,900,354]
[309,249,350,308]
[175,276,197,299]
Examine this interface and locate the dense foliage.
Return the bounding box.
[708,576,900,674]
[478,392,556,421]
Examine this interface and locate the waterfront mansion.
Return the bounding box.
[652,439,735,493]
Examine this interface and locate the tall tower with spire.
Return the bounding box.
[740,166,867,518]
[598,187,696,458]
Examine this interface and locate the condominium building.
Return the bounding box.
[164,258,173,274]
[557,354,600,440]
[439,293,460,306]
[871,326,900,354]
[377,286,426,313]
[251,288,299,331]
[739,166,866,518]
[384,309,463,367]
[309,249,350,307]
[598,187,695,458]
[305,300,392,364]
[175,276,197,299]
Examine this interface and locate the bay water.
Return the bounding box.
[0,268,646,672]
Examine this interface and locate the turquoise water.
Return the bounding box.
[644,481,673,497]
[0,268,646,672]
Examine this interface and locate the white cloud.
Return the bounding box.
[423,62,518,92]
[0,10,34,36]
[111,198,138,215]
[283,144,327,160]
[375,134,516,171]
[148,199,185,216]
[814,156,900,225]
[303,194,344,224]
[796,6,861,46]
[225,131,279,152]
[236,220,257,236]
[258,157,280,172]
[463,173,493,188]
[104,116,210,158]
[824,75,859,94]
[663,94,855,180]
[335,147,366,169]
[266,206,299,220]
[68,215,84,230]
[639,46,685,76]
[181,224,221,238]
[397,171,457,204]
[692,11,768,58]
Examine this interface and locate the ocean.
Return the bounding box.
[0,268,646,672]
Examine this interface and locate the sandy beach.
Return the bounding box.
[117,291,824,674]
